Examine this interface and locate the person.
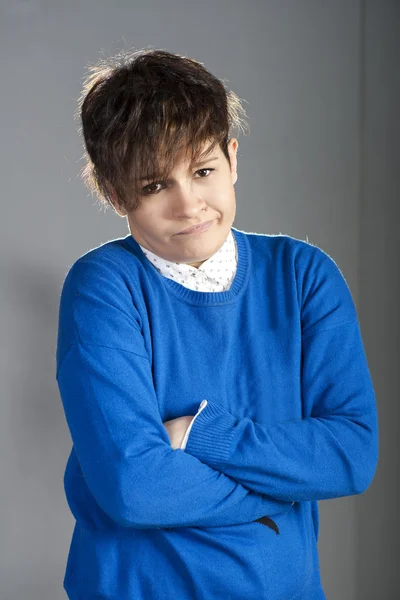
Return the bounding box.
[56,47,379,600]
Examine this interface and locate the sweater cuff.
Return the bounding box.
[184,400,238,465]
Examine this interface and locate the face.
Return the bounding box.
[114,138,239,268]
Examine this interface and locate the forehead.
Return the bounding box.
[173,139,220,165]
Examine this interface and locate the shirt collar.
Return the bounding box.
[138,229,237,288]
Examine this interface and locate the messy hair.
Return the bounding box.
[75,46,250,213]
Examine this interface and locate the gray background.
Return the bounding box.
[0,1,398,598]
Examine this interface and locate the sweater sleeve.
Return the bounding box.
[183,246,379,503]
[56,256,292,530]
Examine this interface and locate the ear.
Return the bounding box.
[113,203,127,217]
[107,187,127,217]
[228,138,239,185]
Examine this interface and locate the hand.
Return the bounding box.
[163,415,194,450]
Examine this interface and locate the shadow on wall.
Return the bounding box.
[1,257,73,598]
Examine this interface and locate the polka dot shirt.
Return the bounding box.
[137,229,238,293]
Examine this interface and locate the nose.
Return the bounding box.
[171,182,208,214]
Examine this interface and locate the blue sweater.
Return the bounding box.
[56,227,379,600]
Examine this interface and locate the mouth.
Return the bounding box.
[176,220,214,235]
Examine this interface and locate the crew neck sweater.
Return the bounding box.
[55,226,379,600]
[137,228,239,449]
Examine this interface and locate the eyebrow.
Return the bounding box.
[193,156,219,166]
[138,156,219,181]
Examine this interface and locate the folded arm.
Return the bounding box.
[56,256,292,530]
[182,247,379,502]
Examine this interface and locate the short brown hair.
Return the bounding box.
[75,46,250,214]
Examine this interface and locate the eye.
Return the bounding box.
[141,168,215,195]
[196,167,215,178]
[141,182,162,195]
